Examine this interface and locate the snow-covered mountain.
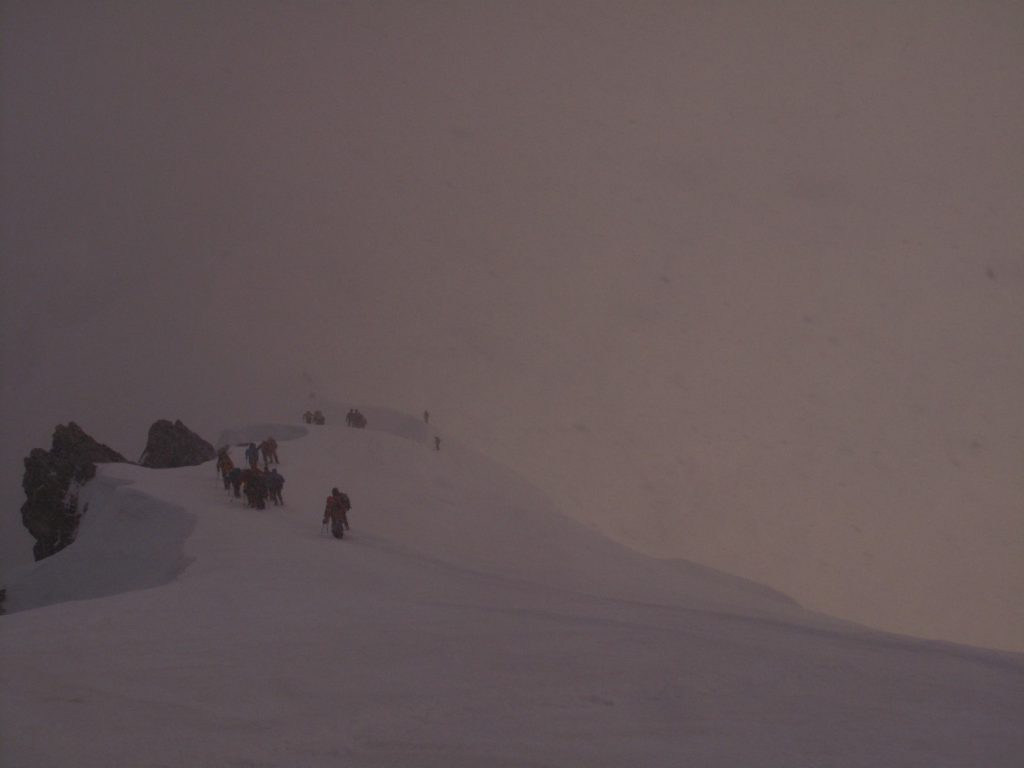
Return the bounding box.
[2,1,1021,657]
[2,417,1021,767]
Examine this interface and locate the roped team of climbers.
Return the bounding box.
[215,431,351,537]
[301,408,369,429]
[345,409,367,428]
[218,438,286,511]
[303,410,326,425]
[212,408,442,542]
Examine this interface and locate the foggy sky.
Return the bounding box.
[2,1,1022,651]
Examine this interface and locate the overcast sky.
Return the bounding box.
[2,1,1022,651]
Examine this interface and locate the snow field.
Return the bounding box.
[1,417,1021,767]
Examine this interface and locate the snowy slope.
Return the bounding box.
[2,417,1021,767]
[3,1,1022,656]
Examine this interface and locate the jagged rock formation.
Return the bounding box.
[21,422,126,561]
[139,419,215,469]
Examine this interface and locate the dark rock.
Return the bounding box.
[20,422,126,561]
[139,419,215,469]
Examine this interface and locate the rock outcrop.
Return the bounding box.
[139,419,215,469]
[21,422,127,561]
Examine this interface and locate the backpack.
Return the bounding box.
[337,492,351,512]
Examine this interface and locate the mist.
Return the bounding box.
[2,1,1021,651]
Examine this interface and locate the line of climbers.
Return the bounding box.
[345,409,367,428]
[214,437,354,540]
[215,406,438,538]
[216,438,285,510]
[303,410,326,425]
[300,408,371,429]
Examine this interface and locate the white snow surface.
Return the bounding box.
[2,418,1021,767]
